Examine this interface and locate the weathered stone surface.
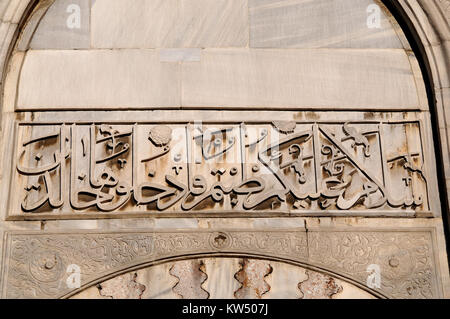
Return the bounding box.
[1,0,29,23]
[332,280,377,299]
[182,49,420,109]
[308,231,438,299]
[70,285,106,299]
[91,0,248,48]
[298,270,343,299]
[0,225,447,299]
[170,260,209,299]
[437,0,450,22]
[159,48,202,62]
[98,272,145,299]
[17,49,181,109]
[249,0,404,48]
[15,2,50,52]
[0,0,449,301]
[91,0,177,49]
[2,51,23,112]
[138,264,179,299]
[0,20,16,75]
[30,0,90,49]
[234,259,272,299]
[262,261,307,299]
[202,258,241,299]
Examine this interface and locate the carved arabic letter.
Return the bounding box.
[17,130,69,175]
[194,128,236,160]
[233,177,286,210]
[279,144,313,184]
[258,130,313,201]
[18,131,69,212]
[134,175,187,210]
[321,145,345,176]
[141,145,170,163]
[95,125,132,163]
[97,181,132,212]
[319,126,388,209]
[72,169,119,210]
[341,122,372,157]
[242,123,268,148]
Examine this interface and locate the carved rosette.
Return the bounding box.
[2,229,440,299]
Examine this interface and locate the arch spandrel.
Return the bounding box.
[0,0,449,299]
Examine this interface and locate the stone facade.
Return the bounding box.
[0,0,449,299]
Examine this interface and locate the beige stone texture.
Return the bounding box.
[0,21,16,78]
[249,0,404,49]
[182,48,420,109]
[262,261,307,299]
[29,0,90,49]
[98,272,146,299]
[17,49,181,109]
[333,280,377,299]
[16,48,421,110]
[138,264,179,299]
[70,286,106,299]
[202,258,241,299]
[0,0,449,300]
[1,51,24,112]
[15,2,50,51]
[170,260,209,299]
[91,0,249,48]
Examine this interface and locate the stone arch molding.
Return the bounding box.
[2,228,442,299]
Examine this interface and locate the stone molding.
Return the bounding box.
[1,228,443,299]
[397,0,450,208]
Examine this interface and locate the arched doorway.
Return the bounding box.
[0,0,449,299]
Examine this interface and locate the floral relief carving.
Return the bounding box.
[2,229,440,299]
[308,231,437,299]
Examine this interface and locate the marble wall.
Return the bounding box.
[0,0,449,299]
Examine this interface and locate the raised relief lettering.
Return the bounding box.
[12,121,429,218]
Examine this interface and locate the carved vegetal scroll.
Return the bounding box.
[2,229,440,299]
[9,120,429,219]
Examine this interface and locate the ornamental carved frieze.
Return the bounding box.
[1,229,441,299]
[8,120,430,219]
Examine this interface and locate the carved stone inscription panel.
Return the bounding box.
[8,120,430,219]
[1,229,441,299]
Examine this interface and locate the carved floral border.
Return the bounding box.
[1,228,442,299]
